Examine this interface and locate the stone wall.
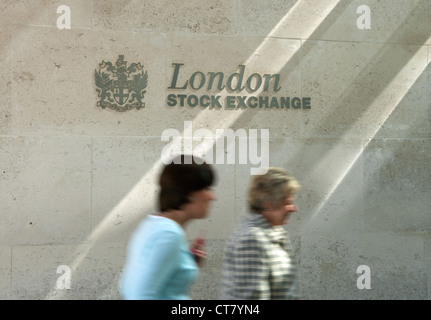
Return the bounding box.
[0,0,430,299]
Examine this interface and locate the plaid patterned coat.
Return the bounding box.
[221,212,300,300]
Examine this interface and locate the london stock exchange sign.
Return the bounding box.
[95,55,148,112]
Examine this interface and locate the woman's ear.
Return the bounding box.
[262,201,273,212]
[186,190,195,203]
[261,202,274,223]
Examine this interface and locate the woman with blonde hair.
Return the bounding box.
[222,167,301,299]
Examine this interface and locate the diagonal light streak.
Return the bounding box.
[303,43,430,228]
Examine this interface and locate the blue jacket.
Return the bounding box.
[120,215,198,300]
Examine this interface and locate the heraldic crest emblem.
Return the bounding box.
[95,55,148,112]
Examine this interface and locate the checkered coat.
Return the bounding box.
[221,212,300,300]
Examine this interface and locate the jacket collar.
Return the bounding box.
[245,212,287,245]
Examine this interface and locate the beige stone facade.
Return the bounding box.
[0,0,430,299]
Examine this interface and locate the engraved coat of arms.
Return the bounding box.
[95,55,148,112]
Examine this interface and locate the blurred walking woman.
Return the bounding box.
[222,167,301,300]
[120,154,216,300]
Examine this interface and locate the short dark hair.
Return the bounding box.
[158,154,215,212]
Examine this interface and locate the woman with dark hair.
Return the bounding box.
[120,154,216,300]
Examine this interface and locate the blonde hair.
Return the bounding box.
[248,167,300,214]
